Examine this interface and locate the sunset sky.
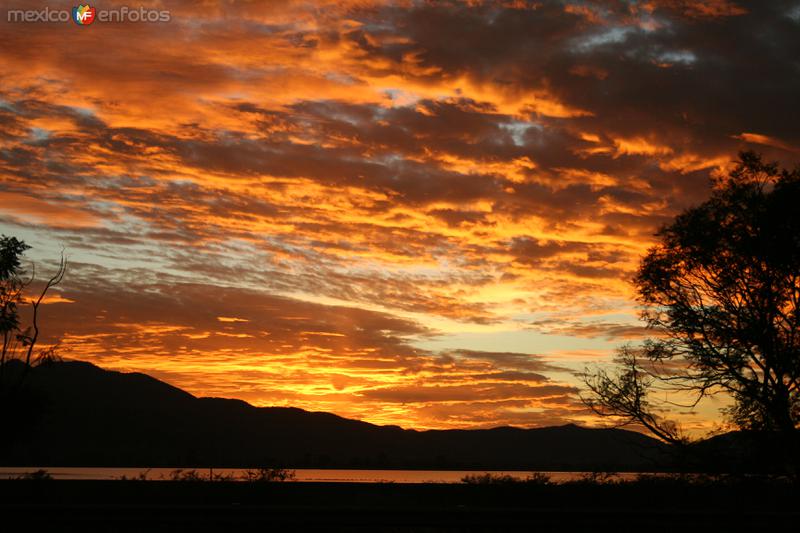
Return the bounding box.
[1,0,799,433]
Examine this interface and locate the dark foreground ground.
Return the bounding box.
[2,478,798,532]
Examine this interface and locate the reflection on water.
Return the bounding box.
[0,467,648,483]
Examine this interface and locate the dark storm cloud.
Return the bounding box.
[346,0,800,162]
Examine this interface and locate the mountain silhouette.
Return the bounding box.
[2,360,669,470]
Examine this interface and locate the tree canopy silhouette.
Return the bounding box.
[0,235,66,391]
[584,152,800,445]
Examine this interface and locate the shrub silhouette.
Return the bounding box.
[243,467,297,482]
[461,472,552,485]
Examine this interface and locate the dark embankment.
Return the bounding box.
[1,477,798,532]
[1,360,669,470]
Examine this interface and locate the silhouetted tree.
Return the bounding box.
[584,152,800,446]
[0,235,66,391]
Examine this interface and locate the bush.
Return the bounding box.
[116,469,151,481]
[15,469,52,481]
[567,471,619,485]
[461,472,551,485]
[165,469,206,482]
[242,467,296,482]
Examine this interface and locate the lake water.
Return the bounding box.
[0,467,646,483]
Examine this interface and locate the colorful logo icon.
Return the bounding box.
[72,4,96,25]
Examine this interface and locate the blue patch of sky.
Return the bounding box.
[95,175,158,190]
[381,153,406,166]
[359,20,396,33]
[28,128,50,142]
[571,26,634,52]
[0,222,101,275]
[0,222,51,258]
[383,88,422,106]
[499,120,537,146]
[70,106,96,118]
[656,50,697,65]
[325,72,359,85]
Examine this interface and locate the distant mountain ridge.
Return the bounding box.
[2,360,671,470]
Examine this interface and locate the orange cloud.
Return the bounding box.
[0,192,102,228]
[734,133,799,154]
[0,0,793,434]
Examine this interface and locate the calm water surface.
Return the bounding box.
[0,468,646,483]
